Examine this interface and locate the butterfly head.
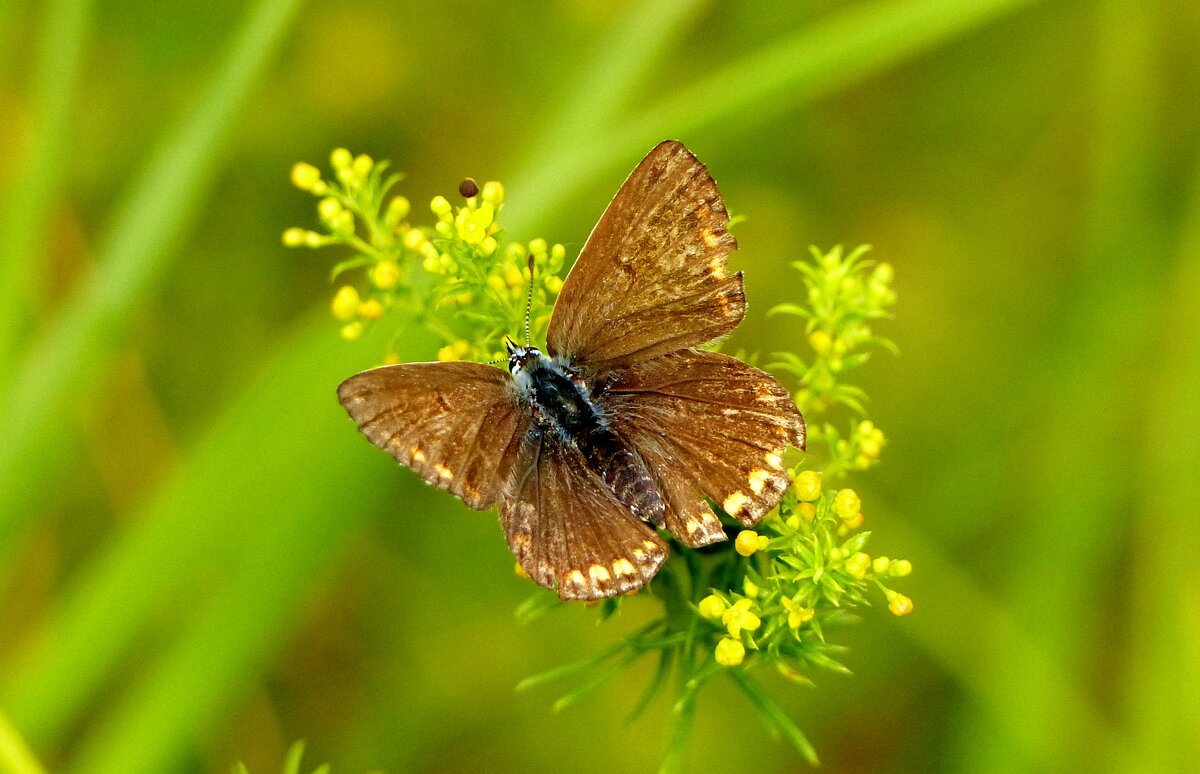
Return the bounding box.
[505,338,544,377]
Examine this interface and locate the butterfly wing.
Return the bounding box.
[547,140,744,368]
[337,362,530,509]
[500,427,668,600]
[602,350,805,537]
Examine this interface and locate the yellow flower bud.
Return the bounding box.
[734,530,761,557]
[834,488,861,520]
[430,195,452,217]
[437,344,459,362]
[890,559,913,577]
[794,470,821,501]
[358,298,384,320]
[352,153,373,179]
[318,197,342,221]
[387,195,410,223]
[330,147,352,169]
[528,237,547,256]
[797,502,817,522]
[887,591,914,617]
[382,353,401,365]
[481,235,498,256]
[340,321,362,341]
[714,637,745,666]
[481,180,504,206]
[845,552,871,579]
[370,260,401,290]
[281,227,306,247]
[403,228,427,252]
[452,340,471,358]
[872,556,891,574]
[743,578,759,598]
[809,329,833,355]
[514,561,529,579]
[290,162,322,191]
[303,230,324,248]
[843,511,865,529]
[698,594,726,619]
[545,275,564,295]
[503,262,525,288]
[331,286,361,321]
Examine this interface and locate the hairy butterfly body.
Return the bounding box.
[338,141,805,600]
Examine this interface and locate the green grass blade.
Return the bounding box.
[505,0,1045,234]
[0,0,307,560]
[515,0,710,176]
[0,316,388,749]
[0,708,47,774]
[0,0,95,372]
[1124,151,1200,774]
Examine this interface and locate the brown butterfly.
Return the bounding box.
[338,141,805,601]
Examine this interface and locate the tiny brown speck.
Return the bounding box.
[459,178,479,198]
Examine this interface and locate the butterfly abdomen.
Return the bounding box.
[574,427,665,527]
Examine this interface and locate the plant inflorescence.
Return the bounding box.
[285,150,911,771]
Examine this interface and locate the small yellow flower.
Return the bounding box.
[734,529,761,557]
[794,470,821,501]
[290,162,322,191]
[808,329,833,355]
[722,598,761,637]
[845,552,872,579]
[714,637,745,666]
[698,594,726,619]
[890,559,913,577]
[528,237,547,256]
[872,556,892,574]
[503,261,525,289]
[797,502,817,522]
[281,227,306,247]
[340,321,363,341]
[370,260,401,290]
[781,597,815,628]
[303,230,324,248]
[834,488,861,520]
[887,590,914,617]
[330,147,352,170]
[456,203,494,244]
[843,511,865,529]
[358,298,384,320]
[544,275,564,294]
[481,180,504,206]
[331,285,361,321]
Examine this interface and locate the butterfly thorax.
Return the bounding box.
[509,346,666,526]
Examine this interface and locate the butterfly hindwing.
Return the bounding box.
[547,140,744,369]
[603,349,805,531]
[337,362,530,509]
[500,428,668,601]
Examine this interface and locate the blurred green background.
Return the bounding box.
[1,0,1197,772]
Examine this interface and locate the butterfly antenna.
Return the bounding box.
[524,253,535,346]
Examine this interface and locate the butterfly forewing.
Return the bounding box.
[337,362,530,509]
[500,429,668,601]
[603,350,805,530]
[547,140,744,369]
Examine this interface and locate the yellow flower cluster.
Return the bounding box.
[698,593,765,667]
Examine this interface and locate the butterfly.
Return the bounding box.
[338,141,805,601]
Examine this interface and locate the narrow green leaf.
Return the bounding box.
[281,742,305,774]
[0,0,308,560]
[728,670,819,766]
